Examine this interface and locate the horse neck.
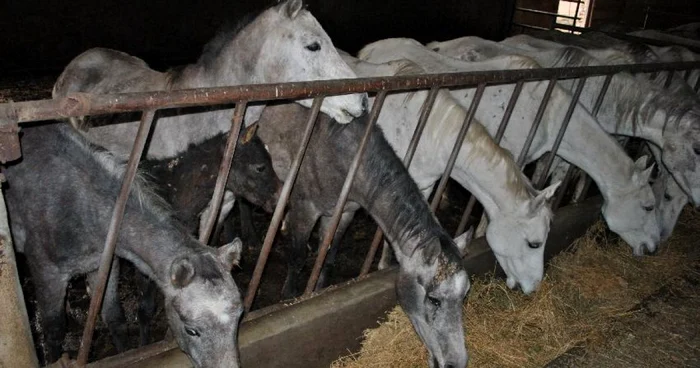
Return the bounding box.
[544,98,636,202]
[117,210,202,289]
[427,92,533,218]
[347,124,445,258]
[530,47,693,147]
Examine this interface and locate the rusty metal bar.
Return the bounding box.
[76,109,156,366]
[304,92,387,296]
[243,97,324,311]
[572,74,613,203]
[359,87,440,276]
[454,80,524,237]
[0,189,39,368]
[429,84,487,212]
[198,101,247,244]
[455,196,479,237]
[3,62,700,125]
[516,78,558,167]
[534,77,587,189]
[552,165,577,210]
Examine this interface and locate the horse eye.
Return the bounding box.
[253,164,266,173]
[185,327,200,337]
[427,296,441,308]
[643,205,654,212]
[305,42,321,52]
[664,193,672,201]
[694,147,700,155]
[528,242,542,249]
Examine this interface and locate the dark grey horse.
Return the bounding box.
[3,123,244,368]
[256,103,472,368]
[143,122,281,235]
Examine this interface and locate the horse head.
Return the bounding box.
[165,239,244,368]
[247,0,367,123]
[652,166,688,241]
[661,111,700,207]
[601,156,661,256]
[485,181,560,294]
[394,234,471,368]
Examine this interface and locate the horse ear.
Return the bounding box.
[634,155,649,171]
[529,180,561,212]
[283,0,303,18]
[240,122,258,144]
[170,257,195,289]
[218,238,243,271]
[454,227,474,258]
[634,162,656,185]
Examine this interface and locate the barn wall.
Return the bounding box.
[0,0,515,75]
[512,0,559,30]
[590,0,700,29]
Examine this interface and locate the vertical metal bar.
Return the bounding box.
[430,83,487,212]
[572,74,613,203]
[534,77,587,189]
[454,81,524,236]
[694,71,700,93]
[663,70,674,89]
[455,196,479,237]
[682,69,691,82]
[243,97,324,311]
[516,77,558,167]
[304,92,387,295]
[552,165,577,210]
[359,87,439,277]
[199,101,247,244]
[76,109,156,366]
[0,189,39,368]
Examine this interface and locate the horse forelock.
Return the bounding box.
[58,124,174,221]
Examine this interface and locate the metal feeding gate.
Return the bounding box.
[0,56,699,368]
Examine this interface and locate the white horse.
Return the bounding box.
[426,36,700,209]
[358,38,660,256]
[52,0,367,160]
[341,53,560,294]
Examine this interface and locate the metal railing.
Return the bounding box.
[1,59,699,367]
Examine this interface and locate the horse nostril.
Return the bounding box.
[432,357,440,368]
[446,364,455,368]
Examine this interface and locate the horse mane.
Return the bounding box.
[57,124,174,222]
[393,61,537,202]
[551,46,699,134]
[196,0,300,71]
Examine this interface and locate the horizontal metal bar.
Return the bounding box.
[3,61,700,124]
[515,7,579,20]
[512,22,551,32]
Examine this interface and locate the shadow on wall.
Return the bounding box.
[1,0,514,75]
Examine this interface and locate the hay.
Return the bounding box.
[332,208,700,368]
